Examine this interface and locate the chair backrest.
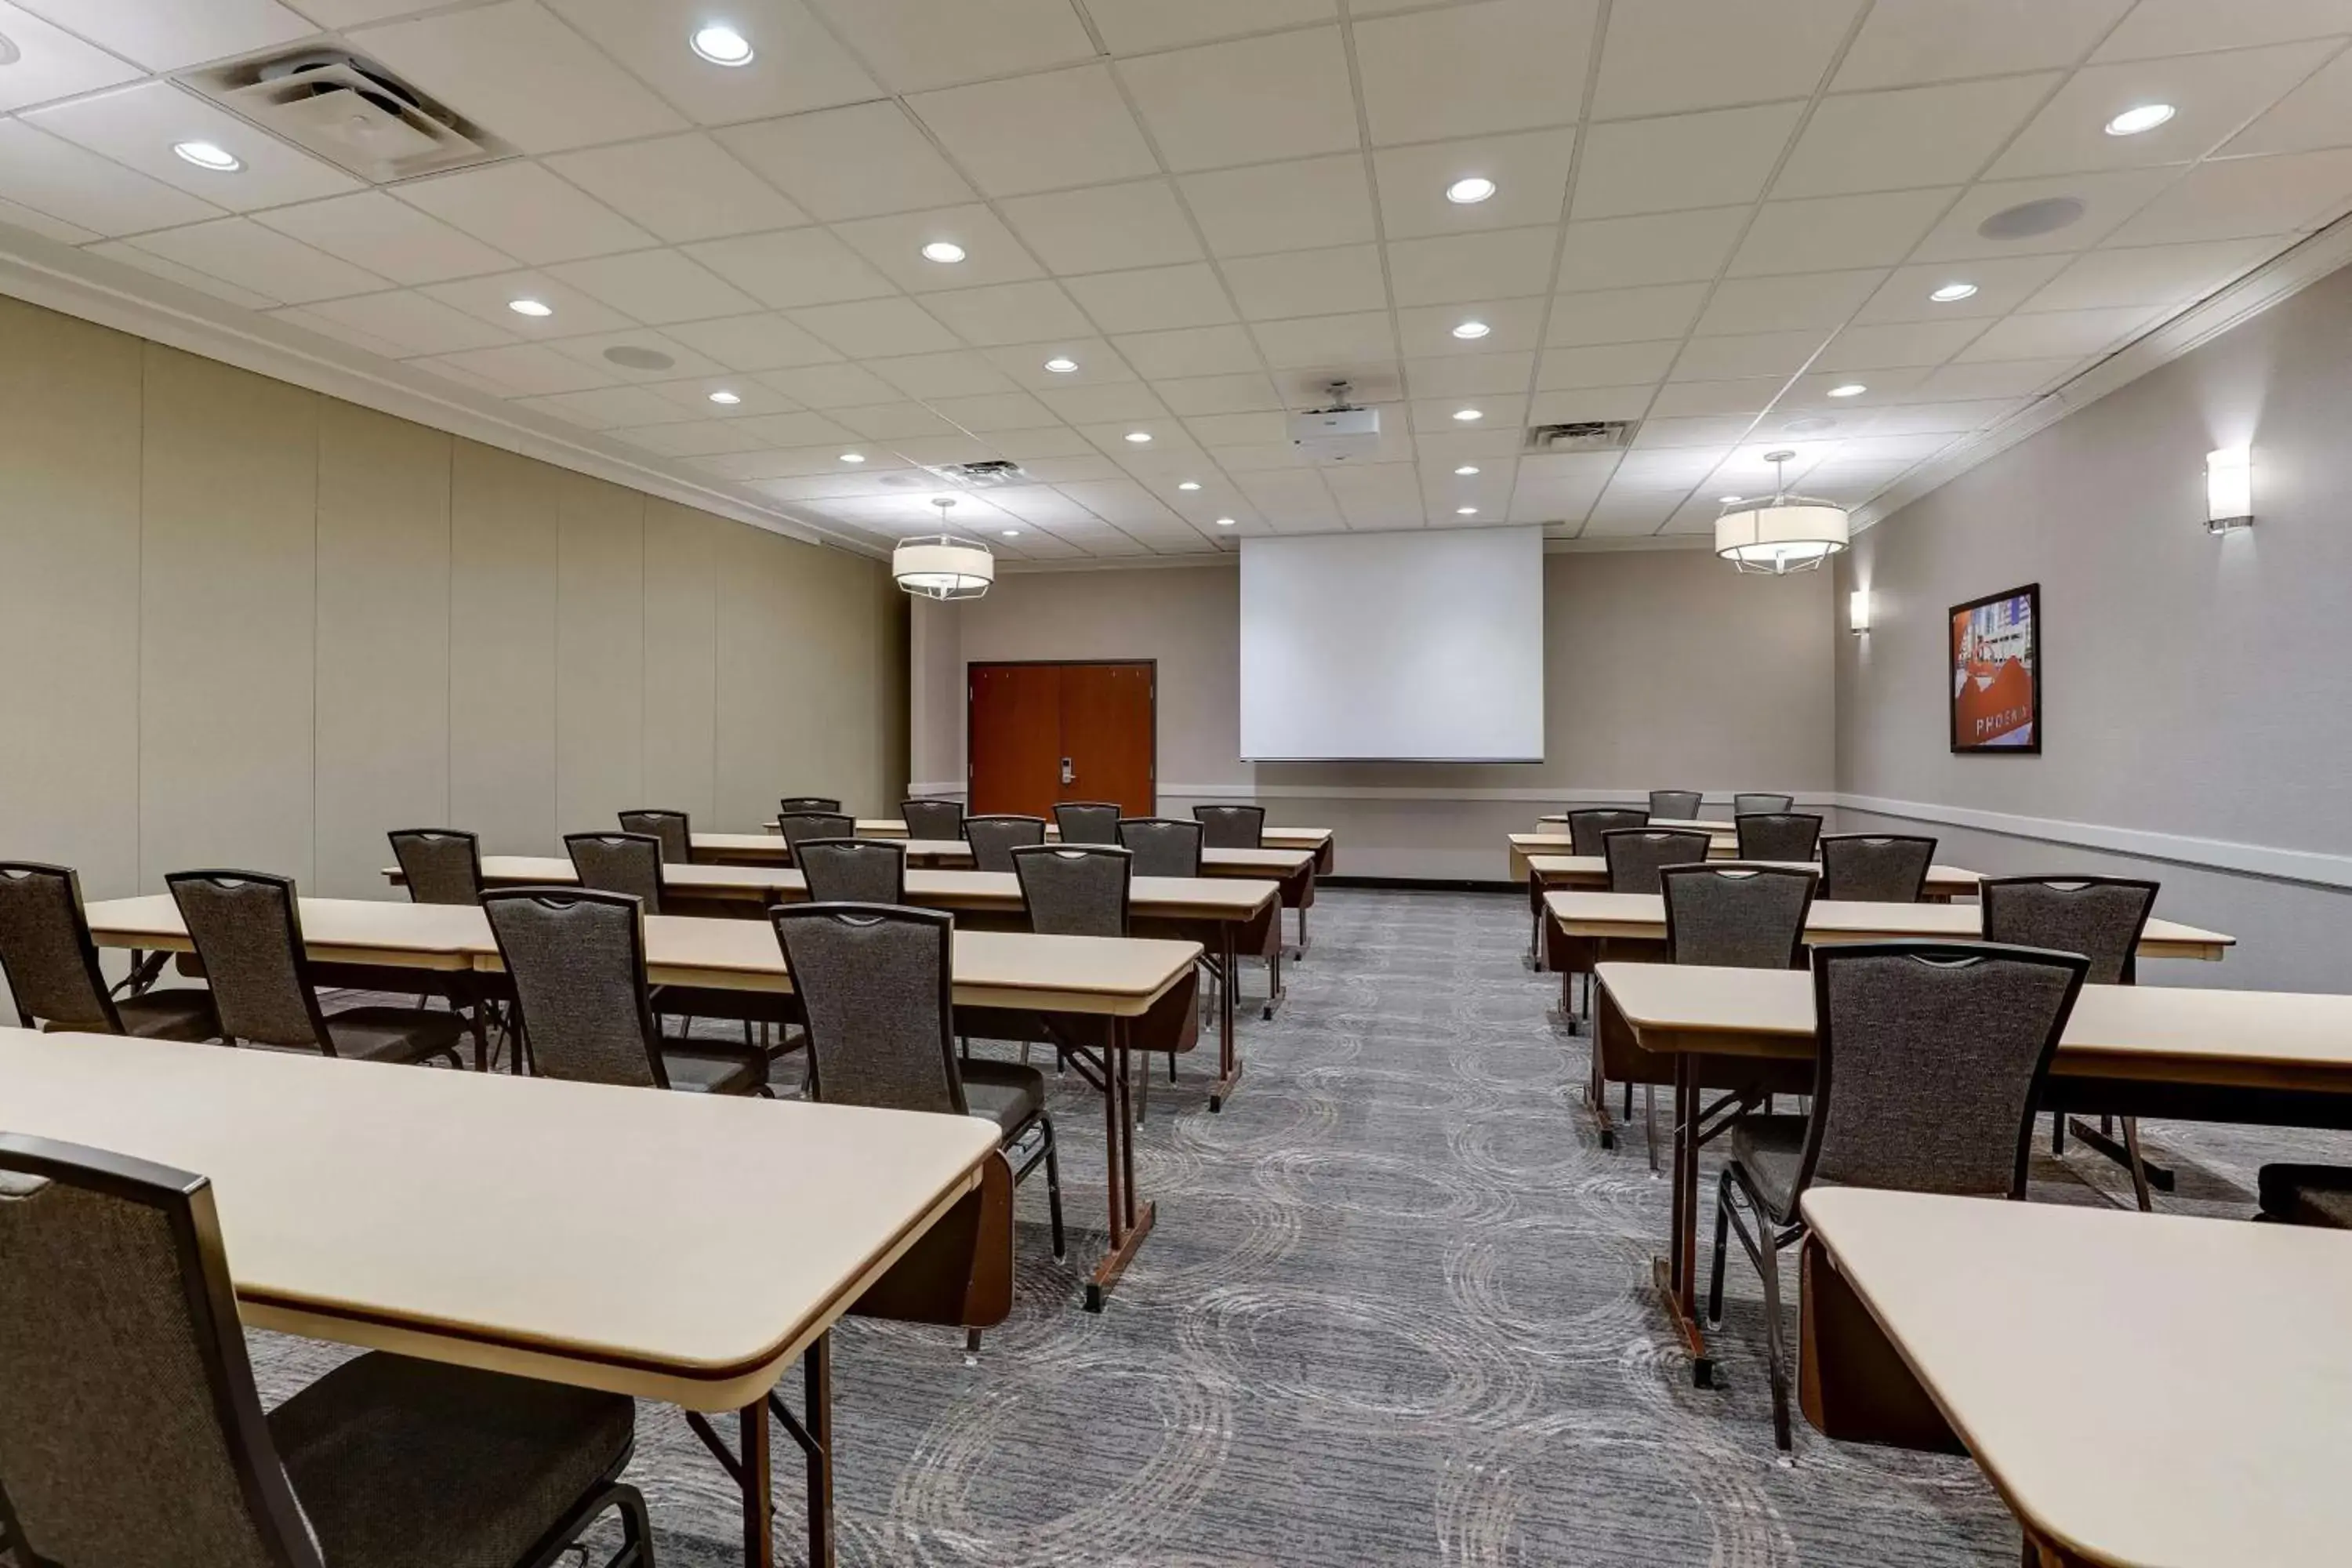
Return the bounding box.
[0,1134,323,1568]
[617,809,692,865]
[1795,942,2088,1204]
[778,797,843,815]
[165,871,330,1052]
[1054,801,1123,845]
[778,812,856,858]
[1734,792,1795,815]
[797,839,906,905]
[0,862,124,1033]
[1602,829,1712,894]
[1120,817,1203,878]
[1566,808,1650,855]
[1647,789,1703,819]
[1820,834,1937,903]
[481,889,666,1088]
[1979,877,2159,985]
[1734,811,1823,862]
[901,798,966,840]
[771,904,963,1116]
[1192,804,1265,849]
[387,829,483,906]
[1013,844,1131,937]
[564,832,666,915]
[964,815,1047,873]
[1661,863,1817,969]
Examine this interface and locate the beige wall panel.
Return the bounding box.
[640,499,718,822]
[448,441,559,855]
[138,347,318,887]
[555,475,645,836]
[712,523,796,830]
[0,299,143,895]
[313,402,452,897]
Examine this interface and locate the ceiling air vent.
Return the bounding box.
[1526,419,1640,453]
[928,460,1025,486]
[184,49,514,183]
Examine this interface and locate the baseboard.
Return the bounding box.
[1321,875,1520,895]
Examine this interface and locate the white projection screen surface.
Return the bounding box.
[1239,527,1545,762]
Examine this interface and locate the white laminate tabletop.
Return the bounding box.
[85,894,488,970]
[1524,855,1981,896]
[1548,892,2234,960]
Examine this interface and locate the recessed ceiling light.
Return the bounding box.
[1043,356,1078,373]
[1446,176,1497,205]
[1455,506,1479,516]
[1000,528,1021,538]
[507,298,553,318]
[1828,383,1867,398]
[1719,495,1742,504]
[707,390,741,405]
[2104,103,2176,137]
[690,24,754,66]
[1929,281,1980,303]
[1452,408,1483,422]
[172,140,241,172]
[1123,430,1152,443]
[1454,464,1480,476]
[1215,517,1236,527]
[840,452,866,463]
[1452,320,1491,339]
[920,241,966,264]
[1178,480,1201,491]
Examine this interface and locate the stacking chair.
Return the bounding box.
[778,811,856,858]
[565,832,666,907]
[618,809,693,864]
[2255,1165,2352,1229]
[0,1133,655,1568]
[779,796,842,815]
[797,839,906,904]
[1648,789,1704,819]
[1119,817,1203,878]
[771,904,1062,1348]
[1193,803,1266,849]
[0,862,218,1041]
[1602,828,1714,894]
[1539,808,1653,966]
[1819,834,1937,902]
[965,814,1047,873]
[1733,792,1795,815]
[165,871,464,1066]
[902,798,966,840]
[1733,811,1823,862]
[483,887,763,1094]
[1706,942,2089,1450]
[1054,801,1123,844]
[387,829,485,905]
[1980,876,2161,1207]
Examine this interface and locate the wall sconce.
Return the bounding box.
[1849,588,1871,635]
[2205,446,2252,534]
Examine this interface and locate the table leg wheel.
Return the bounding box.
[1693,1358,1715,1390]
[1599,1128,1616,1151]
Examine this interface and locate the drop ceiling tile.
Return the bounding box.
[1356,0,1598,143]
[909,279,1088,347]
[1232,469,1340,521]
[1911,167,2178,260]
[786,296,963,357]
[641,376,801,418]
[754,362,899,406]
[696,445,906,480]
[1953,304,2162,360]
[1059,475,1192,522]
[1220,245,1387,321]
[0,2,142,113]
[397,163,656,265]
[1851,253,2076,321]
[129,217,389,304]
[907,63,1160,198]
[517,386,695,430]
[1399,297,1548,357]
[989,430,1104,463]
[423,270,637,336]
[1815,431,1967,465]
[15,0,311,71]
[1853,398,2028,434]
[806,0,1094,92]
[716,102,976,222]
[1404,352,1536,398]
[1773,365,1933,406]
[1385,227,1558,307]
[1182,411,1290,448]
[1633,415,1760,449]
[0,193,98,245]
[1670,329,1826,381]
[1776,75,2060,200]
[423,342,617,397]
[613,419,772,456]
[24,82,360,212]
[1535,339,1679,388]
[725,409,861,446]
[268,302,414,356]
[2104,147,2352,244]
[662,311,845,370]
[1834,0,2129,89]
[1371,129,1577,240]
[1116,27,1358,172]
[1581,495,1677,533]
[828,401,960,439]
[544,249,762,324]
[1989,41,2339,180]
[249,193,512,285]
[1592,0,1857,118]
[1811,318,1991,369]
[2226,48,2352,157]
[831,205,1045,292]
[545,136,809,245]
[1555,207,1748,291]
[1573,103,1808,220]
[1036,382,1171,423]
[977,339,1138,388]
[96,242,279,309]
[1728,188,1955,276]
[1109,324,1263,379]
[1063,263,1236,332]
[544,0,880,125]
[1696,270,1887,335]
[1544,283,1706,346]
[866,350,1015,400]
[683,227,896,307]
[2094,0,2352,60]
[1083,0,1335,52]
[0,120,223,236]
[1251,311,1399,369]
[1328,463,1432,528]
[927,391,1062,432]
[1646,378,1784,416]
[2022,238,2274,311]
[1613,447,1724,486]
[1153,373,1287,416]
[1212,441,1316,473]
[996,180,1203,276]
[294,289,521,355]
[350,1,688,153]
[1181,155,1379,256]
[1901,357,2082,399]
[546,328,731,382]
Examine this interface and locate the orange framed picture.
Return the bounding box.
[1951,584,2040,754]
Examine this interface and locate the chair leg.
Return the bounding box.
[1643,1082,1660,1174]
[965,1327,982,1357]
[1041,1115,1065,1259]
[615,1483,655,1568]
[1756,1225,1795,1454]
[1021,1040,1031,1066]
[2122,1116,2154,1212]
[1138,1054,1151,1123]
[1168,1051,1177,1083]
[1623,1080,1634,1120]
[1707,1167,1734,1324]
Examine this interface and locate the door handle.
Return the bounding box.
[1060,757,1074,785]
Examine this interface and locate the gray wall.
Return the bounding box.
[1836,262,2352,992]
[0,292,908,916]
[913,549,1836,879]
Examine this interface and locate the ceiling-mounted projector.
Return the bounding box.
[1289,382,1381,463]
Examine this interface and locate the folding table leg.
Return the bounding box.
[1087,1015,1155,1310]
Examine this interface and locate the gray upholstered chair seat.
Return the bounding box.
[268,1352,633,1568]
[1726,1114,1809,1221]
[960,1059,1047,1135]
[321,1006,466,1065]
[659,1043,767,1094]
[2257,1163,2352,1229]
[83,989,219,1042]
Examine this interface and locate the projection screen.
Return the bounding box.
[1238,527,1545,762]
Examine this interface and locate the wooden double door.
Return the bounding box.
[967,661,1156,819]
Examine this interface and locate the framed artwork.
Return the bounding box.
[1950,583,2040,753]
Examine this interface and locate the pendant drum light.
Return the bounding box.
[893,498,996,601]
[1714,450,1850,575]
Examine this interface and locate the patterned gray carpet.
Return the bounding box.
[247,888,2350,1566]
